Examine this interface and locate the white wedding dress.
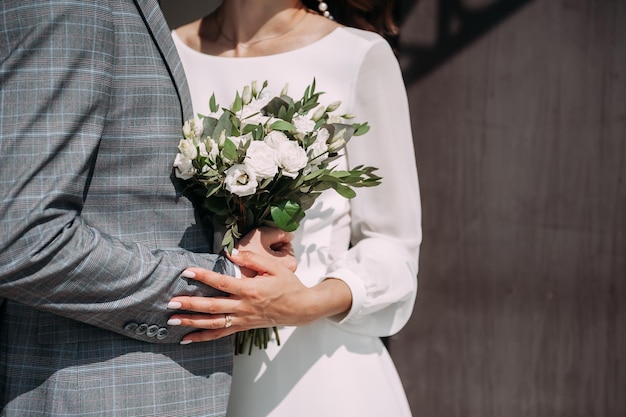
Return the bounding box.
[174,26,421,417]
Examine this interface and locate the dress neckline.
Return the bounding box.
[173,27,344,60]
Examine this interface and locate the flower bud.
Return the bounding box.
[217,130,226,147]
[328,128,347,153]
[325,100,341,113]
[242,85,252,105]
[311,105,325,122]
[251,80,259,97]
[182,120,193,139]
[280,83,289,97]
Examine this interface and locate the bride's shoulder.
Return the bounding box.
[339,26,388,45]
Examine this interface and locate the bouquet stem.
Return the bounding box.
[234,327,281,355]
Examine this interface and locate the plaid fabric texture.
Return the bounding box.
[0,0,233,415]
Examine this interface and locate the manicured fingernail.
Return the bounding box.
[181,270,196,278]
[180,339,193,345]
[167,318,182,326]
[167,301,182,309]
[231,247,239,255]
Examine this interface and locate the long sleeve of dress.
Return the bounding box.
[325,35,422,337]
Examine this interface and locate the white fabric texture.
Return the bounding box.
[174,26,421,417]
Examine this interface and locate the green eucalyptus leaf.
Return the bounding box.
[353,122,370,136]
[209,94,219,113]
[262,97,290,117]
[201,116,218,137]
[231,91,243,113]
[270,200,305,232]
[214,111,232,140]
[270,120,297,132]
[331,182,356,199]
[222,138,239,161]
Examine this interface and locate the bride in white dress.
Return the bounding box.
[168,1,421,415]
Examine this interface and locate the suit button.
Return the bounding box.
[156,327,169,340]
[124,322,138,332]
[135,323,149,335]
[146,325,159,337]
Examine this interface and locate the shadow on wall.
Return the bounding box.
[397,0,534,85]
[160,0,221,29]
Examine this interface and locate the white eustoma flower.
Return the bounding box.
[205,108,224,120]
[277,141,308,178]
[183,116,204,139]
[173,153,196,180]
[224,164,258,197]
[327,115,344,124]
[245,141,278,179]
[242,91,272,116]
[228,132,253,149]
[202,137,219,161]
[264,130,289,149]
[198,142,208,158]
[177,138,198,160]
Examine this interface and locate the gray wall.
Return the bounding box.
[162,1,626,415]
[393,0,625,416]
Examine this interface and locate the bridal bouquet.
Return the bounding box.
[173,79,381,354]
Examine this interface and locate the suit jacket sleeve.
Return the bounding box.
[0,0,231,343]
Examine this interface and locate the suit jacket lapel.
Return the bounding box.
[134,0,194,121]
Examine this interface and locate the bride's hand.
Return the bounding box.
[234,226,297,276]
[167,249,352,344]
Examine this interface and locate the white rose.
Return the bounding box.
[224,164,258,197]
[177,138,198,160]
[293,115,315,136]
[244,141,278,179]
[277,141,308,178]
[264,130,289,149]
[173,153,195,180]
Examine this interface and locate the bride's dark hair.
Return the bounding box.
[302,0,398,38]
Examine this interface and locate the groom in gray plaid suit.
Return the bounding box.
[0,0,293,415]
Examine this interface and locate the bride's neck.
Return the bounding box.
[217,0,307,45]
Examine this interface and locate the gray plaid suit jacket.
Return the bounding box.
[0,0,235,415]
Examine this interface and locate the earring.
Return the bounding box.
[317,0,334,20]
